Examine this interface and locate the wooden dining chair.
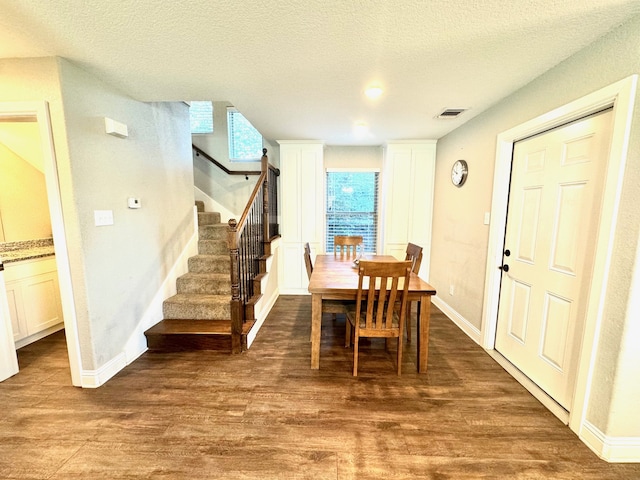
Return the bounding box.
[333,235,363,257]
[404,243,423,343]
[345,260,412,376]
[304,243,349,334]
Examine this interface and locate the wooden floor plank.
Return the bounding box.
[1,294,639,479]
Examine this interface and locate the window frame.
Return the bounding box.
[325,168,381,254]
[189,101,213,135]
[227,107,263,162]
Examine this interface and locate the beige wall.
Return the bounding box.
[324,145,383,170]
[431,15,640,437]
[0,140,51,241]
[57,59,194,369]
[0,57,195,373]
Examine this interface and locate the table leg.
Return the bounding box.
[417,294,431,373]
[311,293,322,369]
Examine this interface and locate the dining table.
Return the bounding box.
[307,254,437,373]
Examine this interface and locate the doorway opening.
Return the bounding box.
[0,101,82,386]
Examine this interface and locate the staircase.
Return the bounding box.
[144,201,252,352]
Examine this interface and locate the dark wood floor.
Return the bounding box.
[1,295,639,479]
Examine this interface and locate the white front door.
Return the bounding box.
[495,109,613,410]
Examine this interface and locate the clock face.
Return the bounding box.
[451,160,468,187]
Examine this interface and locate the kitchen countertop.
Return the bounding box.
[0,238,55,264]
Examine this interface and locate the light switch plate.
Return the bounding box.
[94,210,114,226]
[484,212,491,225]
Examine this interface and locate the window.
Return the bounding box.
[227,108,263,161]
[189,101,213,134]
[326,170,379,253]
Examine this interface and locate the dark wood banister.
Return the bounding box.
[192,144,261,177]
[227,148,280,353]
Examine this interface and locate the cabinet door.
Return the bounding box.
[5,281,27,341]
[22,272,63,335]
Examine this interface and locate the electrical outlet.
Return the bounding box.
[449,284,455,296]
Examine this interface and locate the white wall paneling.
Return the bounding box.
[278,141,323,294]
[382,141,436,280]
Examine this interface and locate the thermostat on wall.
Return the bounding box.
[127,197,141,209]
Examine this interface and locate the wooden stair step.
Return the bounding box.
[144,319,255,352]
[145,319,231,352]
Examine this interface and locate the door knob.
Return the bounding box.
[499,264,510,272]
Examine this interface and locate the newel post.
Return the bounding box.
[261,148,270,257]
[228,218,242,353]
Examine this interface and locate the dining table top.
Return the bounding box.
[308,254,436,296]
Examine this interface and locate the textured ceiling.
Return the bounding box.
[1,0,639,145]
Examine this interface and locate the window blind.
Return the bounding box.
[326,171,379,253]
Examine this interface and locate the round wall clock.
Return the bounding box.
[451,159,468,187]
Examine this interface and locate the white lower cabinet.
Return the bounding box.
[4,257,63,348]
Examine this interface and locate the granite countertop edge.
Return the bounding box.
[0,238,55,264]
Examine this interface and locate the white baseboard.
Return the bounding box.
[15,323,65,350]
[431,295,481,345]
[581,421,640,463]
[81,352,127,388]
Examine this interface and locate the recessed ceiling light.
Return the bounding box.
[354,122,369,136]
[365,86,383,99]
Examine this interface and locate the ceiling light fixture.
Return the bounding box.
[365,86,383,99]
[354,122,369,136]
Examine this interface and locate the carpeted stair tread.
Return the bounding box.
[163,293,231,320]
[198,239,228,255]
[198,211,221,226]
[188,254,231,273]
[198,224,227,240]
[177,272,231,294]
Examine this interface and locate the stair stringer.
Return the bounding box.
[246,238,281,348]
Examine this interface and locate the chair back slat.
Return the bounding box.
[355,260,412,332]
[334,235,364,256]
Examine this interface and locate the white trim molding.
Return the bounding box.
[0,101,83,386]
[81,352,127,388]
[432,295,481,345]
[581,421,640,463]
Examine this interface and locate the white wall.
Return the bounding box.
[431,14,640,439]
[57,58,195,370]
[0,57,196,377]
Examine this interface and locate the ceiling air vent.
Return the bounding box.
[436,108,467,119]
